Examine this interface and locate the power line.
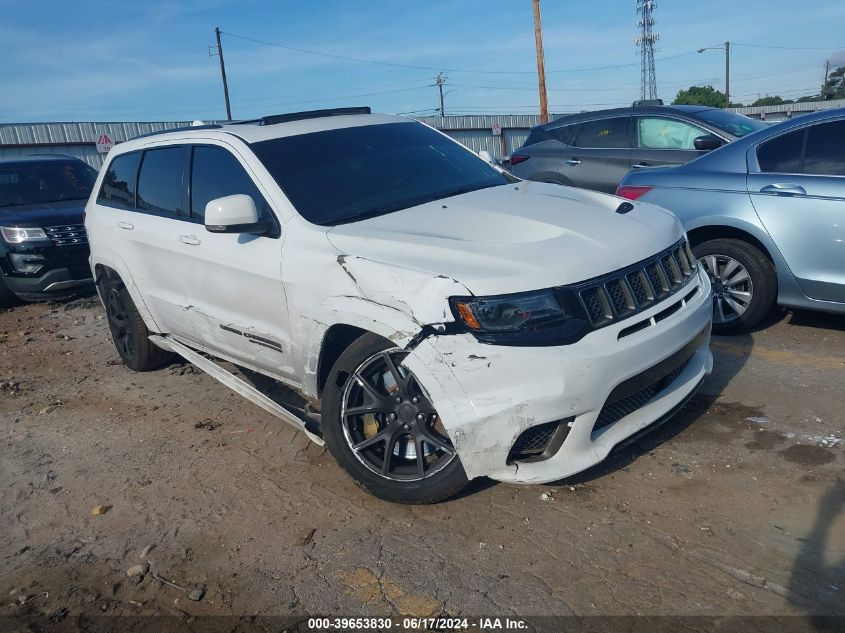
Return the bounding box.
[732,43,845,51]
[221,30,700,75]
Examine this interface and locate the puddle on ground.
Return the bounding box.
[779,444,836,466]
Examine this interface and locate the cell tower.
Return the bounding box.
[635,0,659,100]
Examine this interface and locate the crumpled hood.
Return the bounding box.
[327,182,683,296]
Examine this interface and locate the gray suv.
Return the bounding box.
[509,104,767,193]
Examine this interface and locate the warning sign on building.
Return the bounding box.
[95,133,115,153]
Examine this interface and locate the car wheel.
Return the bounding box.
[693,238,777,334]
[99,277,174,371]
[0,274,20,309]
[321,333,469,504]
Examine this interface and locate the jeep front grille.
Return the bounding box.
[574,239,696,330]
[44,224,88,246]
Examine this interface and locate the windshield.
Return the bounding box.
[690,110,768,138]
[0,160,97,208]
[251,121,513,226]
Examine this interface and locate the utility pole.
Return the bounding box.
[532,0,549,123]
[211,27,232,120]
[432,73,447,116]
[724,41,731,108]
[698,41,730,108]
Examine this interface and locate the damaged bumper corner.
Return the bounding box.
[402,269,714,484]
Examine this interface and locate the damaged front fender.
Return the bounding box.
[299,254,472,398]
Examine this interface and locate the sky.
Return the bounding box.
[1,0,844,122]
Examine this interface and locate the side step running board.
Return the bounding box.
[149,335,324,446]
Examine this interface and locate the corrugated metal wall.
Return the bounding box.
[4,100,841,168]
[0,121,194,169]
[0,115,547,168]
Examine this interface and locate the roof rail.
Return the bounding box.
[234,107,372,127]
[632,99,664,107]
[130,123,223,141]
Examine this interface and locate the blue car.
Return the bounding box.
[617,108,845,333]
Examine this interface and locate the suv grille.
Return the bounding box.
[591,325,707,435]
[574,239,696,329]
[593,356,691,433]
[44,224,87,246]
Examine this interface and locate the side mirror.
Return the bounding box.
[204,194,268,234]
[693,134,724,151]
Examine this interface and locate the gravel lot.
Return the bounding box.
[1,295,842,628]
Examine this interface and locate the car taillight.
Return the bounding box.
[615,185,653,200]
[509,154,530,165]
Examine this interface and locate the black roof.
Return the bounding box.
[541,104,716,129]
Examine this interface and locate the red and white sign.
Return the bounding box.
[95,133,115,153]
[491,122,502,137]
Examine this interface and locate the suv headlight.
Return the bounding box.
[450,288,590,346]
[0,227,49,244]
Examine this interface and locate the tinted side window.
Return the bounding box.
[803,120,845,176]
[636,117,708,150]
[137,147,186,216]
[97,152,140,209]
[572,117,629,148]
[190,146,272,222]
[548,124,575,144]
[757,129,805,174]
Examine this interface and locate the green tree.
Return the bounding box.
[822,66,845,100]
[672,85,727,108]
[751,96,793,106]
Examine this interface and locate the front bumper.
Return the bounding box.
[404,267,713,484]
[2,245,93,301]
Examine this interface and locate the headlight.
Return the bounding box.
[450,289,590,346]
[0,227,49,243]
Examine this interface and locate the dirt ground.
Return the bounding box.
[0,295,843,629]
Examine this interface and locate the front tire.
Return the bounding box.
[693,238,776,334]
[99,276,173,371]
[322,333,468,504]
[0,275,20,309]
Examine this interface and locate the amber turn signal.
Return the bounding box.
[455,302,481,330]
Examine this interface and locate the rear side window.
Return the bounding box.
[636,117,708,150]
[97,152,140,209]
[757,129,805,174]
[189,146,273,223]
[572,117,629,148]
[548,124,576,145]
[137,147,186,216]
[803,120,845,176]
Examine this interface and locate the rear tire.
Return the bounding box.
[321,333,468,504]
[692,238,776,334]
[98,276,173,371]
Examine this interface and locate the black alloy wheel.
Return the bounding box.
[341,348,456,481]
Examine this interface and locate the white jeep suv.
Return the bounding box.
[86,107,713,503]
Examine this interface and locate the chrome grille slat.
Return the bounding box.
[575,239,696,330]
[44,224,88,246]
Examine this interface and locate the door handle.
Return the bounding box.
[178,234,201,246]
[631,163,650,169]
[760,183,806,196]
[117,221,134,230]
[565,158,581,166]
